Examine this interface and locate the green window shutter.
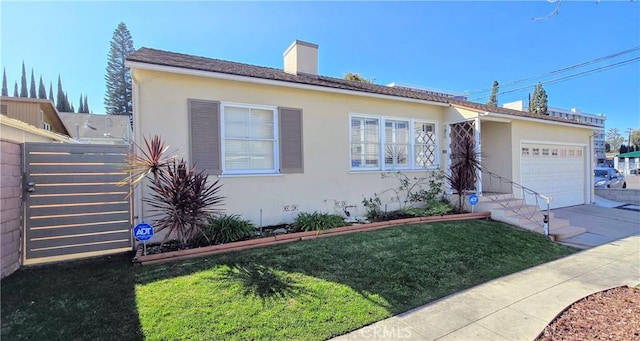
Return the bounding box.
[278,107,304,174]
[188,99,221,175]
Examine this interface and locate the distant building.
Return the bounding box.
[59,113,131,144]
[503,100,606,162]
[0,96,70,136]
[387,83,468,100]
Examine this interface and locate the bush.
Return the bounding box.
[200,214,255,245]
[401,200,453,217]
[291,212,347,232]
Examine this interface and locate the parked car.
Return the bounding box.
[594,167,626,189]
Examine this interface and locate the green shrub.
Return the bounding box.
[424,201,454,216]
[200,214,255,245]
[362,195,385,221]
[291,212,347,232]
[401,200,453,217]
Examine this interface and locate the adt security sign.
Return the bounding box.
[134,223,154,241]
[468,194,479,206]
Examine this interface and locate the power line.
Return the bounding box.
[466,46,640,95]
[470,56,640,101]
[532,0,562,21]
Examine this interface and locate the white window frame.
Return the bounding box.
[349,114,439,172]
[220,102,279,175]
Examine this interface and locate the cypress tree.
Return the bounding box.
[20,62,28,97]
[104,22,134,116]
[38,76,47,99]
[1,68,8,96]
[78,94,83,113]
[13,81,18,97]
[29,69,37,98]
[64,92,71,112]
[83,95,89,113]
[48,81,54,104]
[487,80,499,107]
[56,76,66,111]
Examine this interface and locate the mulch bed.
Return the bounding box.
[538,286,640,340]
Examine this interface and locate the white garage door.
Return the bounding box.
[520,143,586,209]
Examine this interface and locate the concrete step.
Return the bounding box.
[549,225,588,241]
[517,217,571,231]
[491,207,556,220]
[479,194,587,241]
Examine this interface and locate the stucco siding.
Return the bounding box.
[133,69,448,226]
[480,121,512,191]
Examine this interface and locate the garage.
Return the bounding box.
[520,142,587,209]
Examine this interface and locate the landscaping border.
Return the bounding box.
[133,212,491,265]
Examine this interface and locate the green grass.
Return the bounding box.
[1,220,576,340]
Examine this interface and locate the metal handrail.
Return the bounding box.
[480,169,552,236]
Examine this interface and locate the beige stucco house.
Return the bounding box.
[126,40,596,227]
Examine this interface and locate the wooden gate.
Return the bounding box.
[23,143,133,265]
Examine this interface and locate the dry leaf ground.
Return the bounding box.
[539,286,640,340]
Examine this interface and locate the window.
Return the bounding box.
[414,122,437,168]
[350,115,437,170]
[0,104,7,115]
[351,117,380,169]
[384,119,410,169]
[222,104,277,173]
[521,147,530,156]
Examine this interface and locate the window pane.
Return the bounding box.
[250,140,274,156]
[226,140,248,156]
[225,107,249,138]
[251,155,274,170]
[225,140,250,170]
[251,109,272,123]
[364,119,379,142]
[250,109,274,139]
[351,117,380,168]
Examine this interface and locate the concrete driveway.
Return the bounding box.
[553,203,640,249]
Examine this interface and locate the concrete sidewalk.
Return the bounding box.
[333,235,640,341]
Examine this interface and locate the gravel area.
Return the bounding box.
[539,286,640,340]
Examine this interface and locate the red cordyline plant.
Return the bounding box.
[122,135,224,247]
[446,136,481,213]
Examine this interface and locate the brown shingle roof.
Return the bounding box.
[126,47,594,128]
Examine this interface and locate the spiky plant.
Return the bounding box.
[446,136,481,212]
[144,159,224,247]
[121,135,224,248]
[119,135,177,186]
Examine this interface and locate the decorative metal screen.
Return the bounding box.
[449,121,477,191]
[414,122,436,168]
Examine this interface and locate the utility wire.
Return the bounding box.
[470,56,640,101]
[532,0,562,21]
[466,46,640,95]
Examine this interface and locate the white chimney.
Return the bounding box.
[283,40,318,76]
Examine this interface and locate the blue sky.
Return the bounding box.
[1,1,638,135]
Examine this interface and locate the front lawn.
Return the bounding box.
[1,220,576,340]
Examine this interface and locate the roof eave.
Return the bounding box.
[451,104,596,130]
[125,60,450,108]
